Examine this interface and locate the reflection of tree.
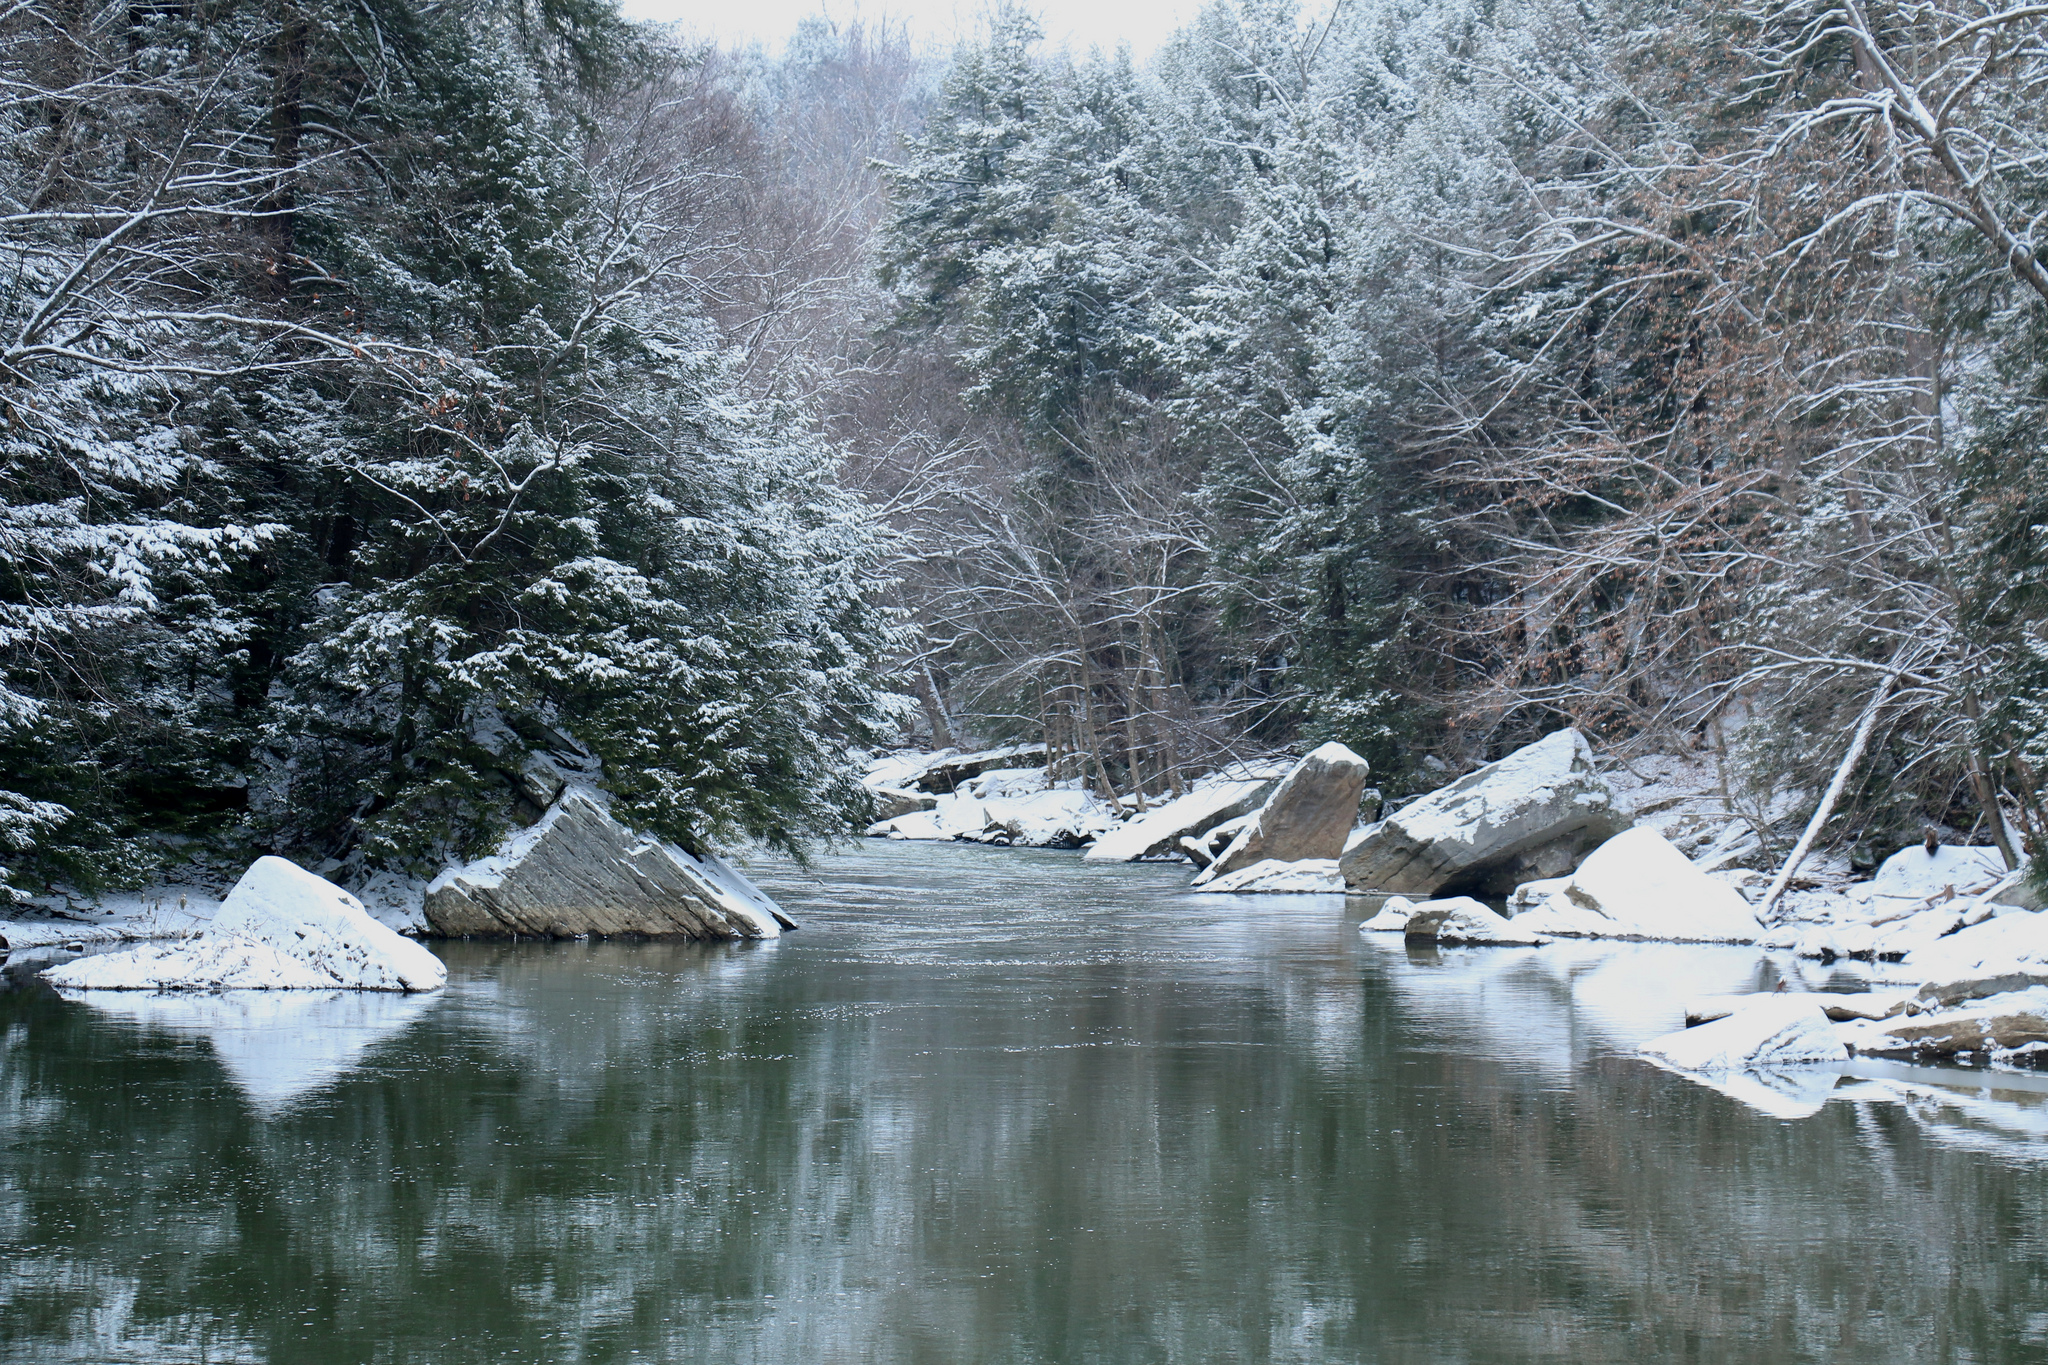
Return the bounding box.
[5,868,2048,1361]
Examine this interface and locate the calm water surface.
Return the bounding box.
[4,841,2048,1363]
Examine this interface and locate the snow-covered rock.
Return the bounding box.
[903,743,1049,794]
[424,792,785,940]
[1083,766,1284,863]
[1685,989,1912,1027]
[1181,813,1254,868]
[1340,729,1631,897]
[1864,843,2007,917]
[1639,997,1846,1071]
[1511,828,1762,944]
[1855,986,2048,1061]
[1402,896,1548,946]
[870,786,937,822]
[1198,858,1345,893]
[1194,742,1369,885]
[44,857,447,992]
[1359,896,1418,932]
[1881,909,2048,992]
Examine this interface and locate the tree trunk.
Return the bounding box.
[1759,671,1898,918]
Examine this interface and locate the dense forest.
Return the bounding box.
[4,0,2047,898]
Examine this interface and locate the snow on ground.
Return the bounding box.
[43,857,446,993]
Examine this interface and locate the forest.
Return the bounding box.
[4,0,2047,898]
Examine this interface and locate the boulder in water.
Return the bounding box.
[1339,729,1629,897]
[1400,897,1548,946]
[1193,743,1369,885]
[423,792,788,940]
[43,857,447,992]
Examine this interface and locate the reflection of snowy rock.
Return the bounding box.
[1402,897,1547,946]
[45,858,447,992]
[1513,828,1762,944]
[1340,729,1630,897]
[78,989,439,1113]
[1640,997,1846,1071]
[1200,859,1345,893]
[1195,743,1369,884]
[1083,768,1283,863]
[1677,1066,1845,1120]
[424,793,785,940]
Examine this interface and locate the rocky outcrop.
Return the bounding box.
[1511,828,1762,943]
[43,857,447,992]
[423,792,789,940]
[910,744,1049,794]
[1083,767,1284,863]
[1339,729,1630,897]
[1192,743,1369,885]
[870,786,938,822]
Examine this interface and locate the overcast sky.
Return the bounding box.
[616,0,1201,58]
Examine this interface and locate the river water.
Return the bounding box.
[4,840,2048,1363]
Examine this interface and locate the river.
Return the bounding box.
[3,840,2046,1362]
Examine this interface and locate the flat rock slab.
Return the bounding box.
[1198,858,1344,893]
[1083,768,1284,863]
[1340,729,1629,897]
[424,793,786,940]
[1194,743,1369,884]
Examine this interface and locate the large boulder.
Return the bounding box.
[1510,827,1762,943]
[1339,729,1630,897]
[1192,743,1369,885]
[423,792,788,940]
[1083,767,1284,863]
[43,857,447,992]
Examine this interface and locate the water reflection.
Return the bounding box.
[0,841,2044,1362]
[66,989,442,1115]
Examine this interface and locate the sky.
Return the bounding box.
[616,0,1200,58]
